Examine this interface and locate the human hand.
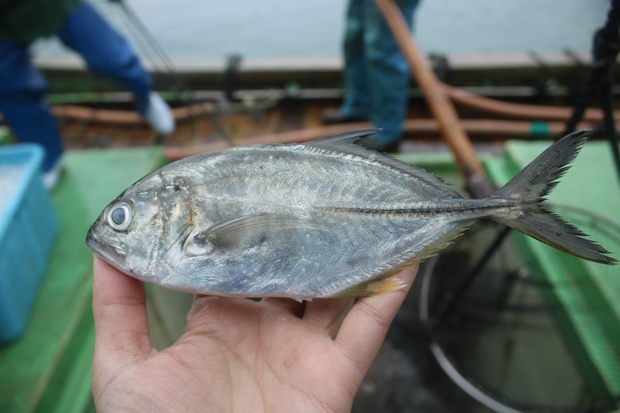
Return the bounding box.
[91,255,418,413]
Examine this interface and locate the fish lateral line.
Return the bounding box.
[317,201,515,216]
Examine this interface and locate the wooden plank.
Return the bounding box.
[36,51,618,92]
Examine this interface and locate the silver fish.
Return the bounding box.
[86,129,616,300]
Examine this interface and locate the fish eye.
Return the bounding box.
[107,202,133,231]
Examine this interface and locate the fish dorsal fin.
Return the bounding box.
[185,214,306,256]
[304,128,381,149]
[303,129,454,191]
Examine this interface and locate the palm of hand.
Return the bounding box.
[91,257,417,413]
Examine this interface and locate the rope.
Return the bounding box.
[111,0,234,147]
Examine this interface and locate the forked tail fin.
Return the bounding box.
[490,130,617,265]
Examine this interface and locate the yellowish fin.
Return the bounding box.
[333,276,407,298]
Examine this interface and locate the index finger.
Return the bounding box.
[92,255,152,367]
[335,266,418,374]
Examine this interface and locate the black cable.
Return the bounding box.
[563,0,620,184]
[428,225,512,330]
[110,2,191,144]
[113,0,234,147]
[599,0,620,184]
[117,1,201,144]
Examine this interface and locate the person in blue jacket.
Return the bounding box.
[324,0,421,151]
[0,0,174,189]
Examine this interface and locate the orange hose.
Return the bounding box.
[444,84,620,122]
[49,101,213,125]
[375,0,496,197]
[374,0,483,177]
[2,87,612,129]
[35,88,618,127]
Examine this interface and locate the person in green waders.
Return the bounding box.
[324,0,421,152]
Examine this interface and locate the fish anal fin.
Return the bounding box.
[366,277,408,296]
[333,276,407,298]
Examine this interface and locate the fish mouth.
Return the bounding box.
[86,224,128,265]
[85,223,100,252]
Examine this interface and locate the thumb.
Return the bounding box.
[92,255,153,373]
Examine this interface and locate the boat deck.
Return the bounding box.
[0,147,166,413]
[0,139,618,412]
[485,140,620,399]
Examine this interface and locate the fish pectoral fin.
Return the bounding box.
[188,213,308,254]
[332,276,408,298]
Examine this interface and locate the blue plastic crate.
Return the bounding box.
[0,144,58,342]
